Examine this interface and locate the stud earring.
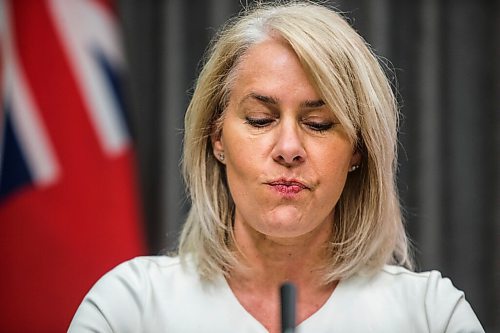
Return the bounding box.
[218,152,225,161]
[349,165,360,172]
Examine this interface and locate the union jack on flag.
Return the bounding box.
[0,0,145,331]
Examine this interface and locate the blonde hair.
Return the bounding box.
[180,1,412,282]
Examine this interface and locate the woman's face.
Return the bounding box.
[213,38,360,241]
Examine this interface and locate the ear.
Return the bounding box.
[349,150,362,169]
[211,130,225,163]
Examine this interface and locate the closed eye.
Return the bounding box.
[304,121,334,132]
[245,117,274,128]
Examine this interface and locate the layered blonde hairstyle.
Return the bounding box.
[180,1,412,282]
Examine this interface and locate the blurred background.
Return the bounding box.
[1,0,498,331]
[117,0,499,330]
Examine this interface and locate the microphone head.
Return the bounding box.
[280,282,296,333]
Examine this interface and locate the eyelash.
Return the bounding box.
[245,117,334,132]
[245,117,273,127]
[304,122,334,132]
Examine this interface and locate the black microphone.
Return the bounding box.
[280,282,296,333]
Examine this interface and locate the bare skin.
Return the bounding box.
[213,37,359,332]
[227,216,338,333]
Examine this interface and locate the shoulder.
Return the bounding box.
[378,265,454,295]
[378,265,466,309]
[87,256,191,297]
[68,256,196,332]
[104,255,188,281]
[113,255,186,273]
[341,265,484,332]
[344,265,450,298]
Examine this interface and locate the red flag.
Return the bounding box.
[0,0,146,331]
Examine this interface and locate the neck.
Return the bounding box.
[226,218,337,332]
[228,218,333,292]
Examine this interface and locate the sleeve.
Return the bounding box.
[68,259,148,333]
[424,270,485,333]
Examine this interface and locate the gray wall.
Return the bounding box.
[118,0,499,330]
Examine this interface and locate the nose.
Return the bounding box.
[271,120,306,167]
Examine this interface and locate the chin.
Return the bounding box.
[255,207,333,240]
[257,213,310,238]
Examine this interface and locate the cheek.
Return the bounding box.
[225,159,254,191]
[224,129,272,180]
[224,162,267,223]
[224,144,262,198]
[319,163,348,193]
[312,145,352,193]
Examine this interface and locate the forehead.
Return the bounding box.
[229,38,321,104]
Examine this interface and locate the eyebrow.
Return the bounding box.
[301,99,325,108]
[241,92,325,109]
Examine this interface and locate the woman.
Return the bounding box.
[69,2,484,332]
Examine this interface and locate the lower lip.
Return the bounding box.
[270,184,304,195]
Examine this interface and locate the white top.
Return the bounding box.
[69,256,484,332]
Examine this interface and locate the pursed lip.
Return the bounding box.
[266,178,310,190]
